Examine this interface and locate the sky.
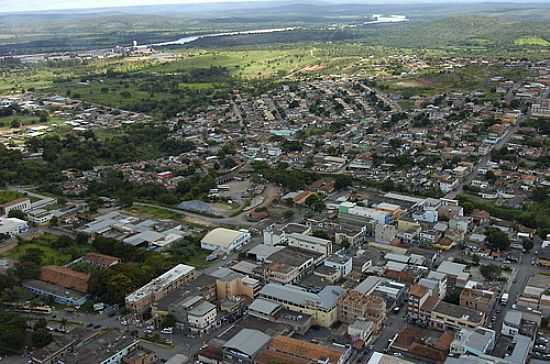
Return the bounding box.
[0,0,544,13]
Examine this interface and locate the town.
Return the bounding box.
[1,2,550,364]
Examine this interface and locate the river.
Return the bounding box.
[143,27,297,48]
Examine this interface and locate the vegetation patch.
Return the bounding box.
[514,36,550,47]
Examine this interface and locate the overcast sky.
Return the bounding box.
[0,0,543,13]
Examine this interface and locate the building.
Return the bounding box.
[27,208,54,224]
[324,252,353,278]
[431,301,485,331]
[0,197,31,217]
[354,276,407,307]
[450,327,496,357]
[436,261,470,288]
[30,328,139,364]
[169,296,217,334]
[23,279,88,306]
[81,252,120,269]
[0,217,28,237]
[255,335,352,364]
[247,298,313,335]
[460,284,497,315]
[40,265,90,293]
[126,264,196,313]
[259,283,344,327]
[222,328,271,364]
[287,232,333,257]
[263,247,319,284]
[391,325,454,364]
[201,228,251,253]
[339,202,393,225]
[337,289,386,330]
[263,223,311,246]
[210,267,261,301]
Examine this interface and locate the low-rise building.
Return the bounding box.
[0,217,28,237]
[222,328,271,364]
[201,228,251,253]
[255,335,352,364]
[259,283,344,327]
[126,264,196,313]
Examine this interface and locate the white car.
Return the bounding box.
[161,327,173,334]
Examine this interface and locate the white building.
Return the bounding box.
[287,232,333,257]
[201,228,251,253]
[26,209,54,225]
[324,253,353,278]
[187,300,217,333]
[0,217,29,237]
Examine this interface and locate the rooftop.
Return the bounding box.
[126,264,195,303]
[222,328,271,357]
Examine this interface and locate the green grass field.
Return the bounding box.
[0,190,25,204]
[126,205,182,220]
[514,37,550,47]
[4,234,91,265]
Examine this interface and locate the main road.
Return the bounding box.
[445,121,520,200]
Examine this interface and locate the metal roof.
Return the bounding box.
[222,329,271,356]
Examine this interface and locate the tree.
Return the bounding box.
[7,209,26,220]
[334,175,353,190]
[161,314,176,328]
[282,210,294,220]
[305,194,325,212]
[49,216,58,226]
[486,228,510,251]
[480,264,502,281]
[312,230,330,239]
[522,239,534,252]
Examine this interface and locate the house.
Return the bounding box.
[201,228,251,253]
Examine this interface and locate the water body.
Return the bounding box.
[145,27,297,48]
[364,14,409,25]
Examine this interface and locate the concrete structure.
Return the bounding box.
[436,261,470,288]
[126,264,196,313]
[431,301,485,331]
[201,228,251,253]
